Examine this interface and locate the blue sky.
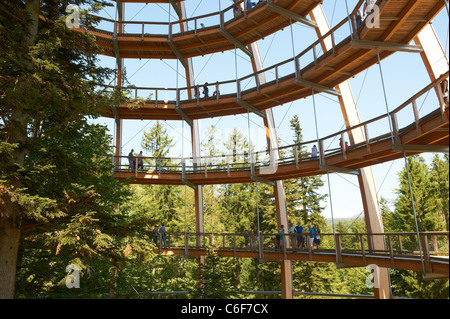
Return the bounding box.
[91,0,449,221]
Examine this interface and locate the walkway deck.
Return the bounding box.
[81,0,321,60]
[152,231,449,277]
[113,74,449,186]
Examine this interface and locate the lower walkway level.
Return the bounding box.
[151,231,449,278]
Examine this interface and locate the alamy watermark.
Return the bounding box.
[65,4,80,29]
[65,264,80,289]
[365,264,380,289]
[364,3,380,29]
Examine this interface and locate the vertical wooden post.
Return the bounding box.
[335,234,342,265]
[414,24,449,112]
[360,234,366,265]
[247,42,293,300]
[310,5,392,299]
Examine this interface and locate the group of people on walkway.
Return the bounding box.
[152,224,167,247]
[276,223,321,250]
[243,223,322,250]
[127,149,144,171]
[193,82,220,99]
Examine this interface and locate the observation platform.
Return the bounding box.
[90,0,447,122]
[112,74,449,186]
[152,231,449,278]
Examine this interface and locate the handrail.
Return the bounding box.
[90,0,251,36]
[151,231,450,274]
[99,13,353,103]
[113,73,448,173]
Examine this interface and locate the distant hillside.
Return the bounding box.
[325,214,364,227]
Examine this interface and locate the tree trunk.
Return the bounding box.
[0,220,20,299]
[0,0,40,299]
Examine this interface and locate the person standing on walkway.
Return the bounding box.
[308,225,316,250]
[295,222,304,249]
[159,224,166,247]
[314,224,321,250]
[128,149,135,170]
[152,226,158,245]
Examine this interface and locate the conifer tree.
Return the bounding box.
[141,120,175,168]
[0,0,132,298]
[285,115,327,226]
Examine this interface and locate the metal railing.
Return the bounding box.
[98,5,357,103]
[151,231,449,271]
[113,71,448,176]
[91,0,263,38]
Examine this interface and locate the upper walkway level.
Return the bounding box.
[152,231,449,278]
[112,73,449,186]
[96,0,447,122]
[79,0,321,60]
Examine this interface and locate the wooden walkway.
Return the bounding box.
[87,0,447,121]
[80,0,321,60]
[152,231,449,278]
[113,74,449,186]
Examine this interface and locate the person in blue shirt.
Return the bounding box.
[159,224,166,247]
[295,222,304,249]
[308,225,316,250]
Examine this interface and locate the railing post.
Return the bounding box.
[237,80,241,100]
[294,56,300,79]
[233,234,237,258]
[363,124,370,153]
[398,234,403,254]
[256,73,260,94]
[192,85,197,106]
[341,132,346,159]
[387,235,394,268]
[335,234,342,265]
[319,139,325,166]
[420,234,431,273]
[390,113,400,144]
[411,99,422,134]
[258,231,264,261]
[435,82,446,117]
[294,145,299,169]
[220,10,224,29]
[307,236,312,261]
[432,234,439,253]
[184,232,189,258]
[331,31,336,56]
[275,66,279,87]
[313,45,317,69]
[216,82,220,103]
[182,158,186,181]
[360,234,366,266]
